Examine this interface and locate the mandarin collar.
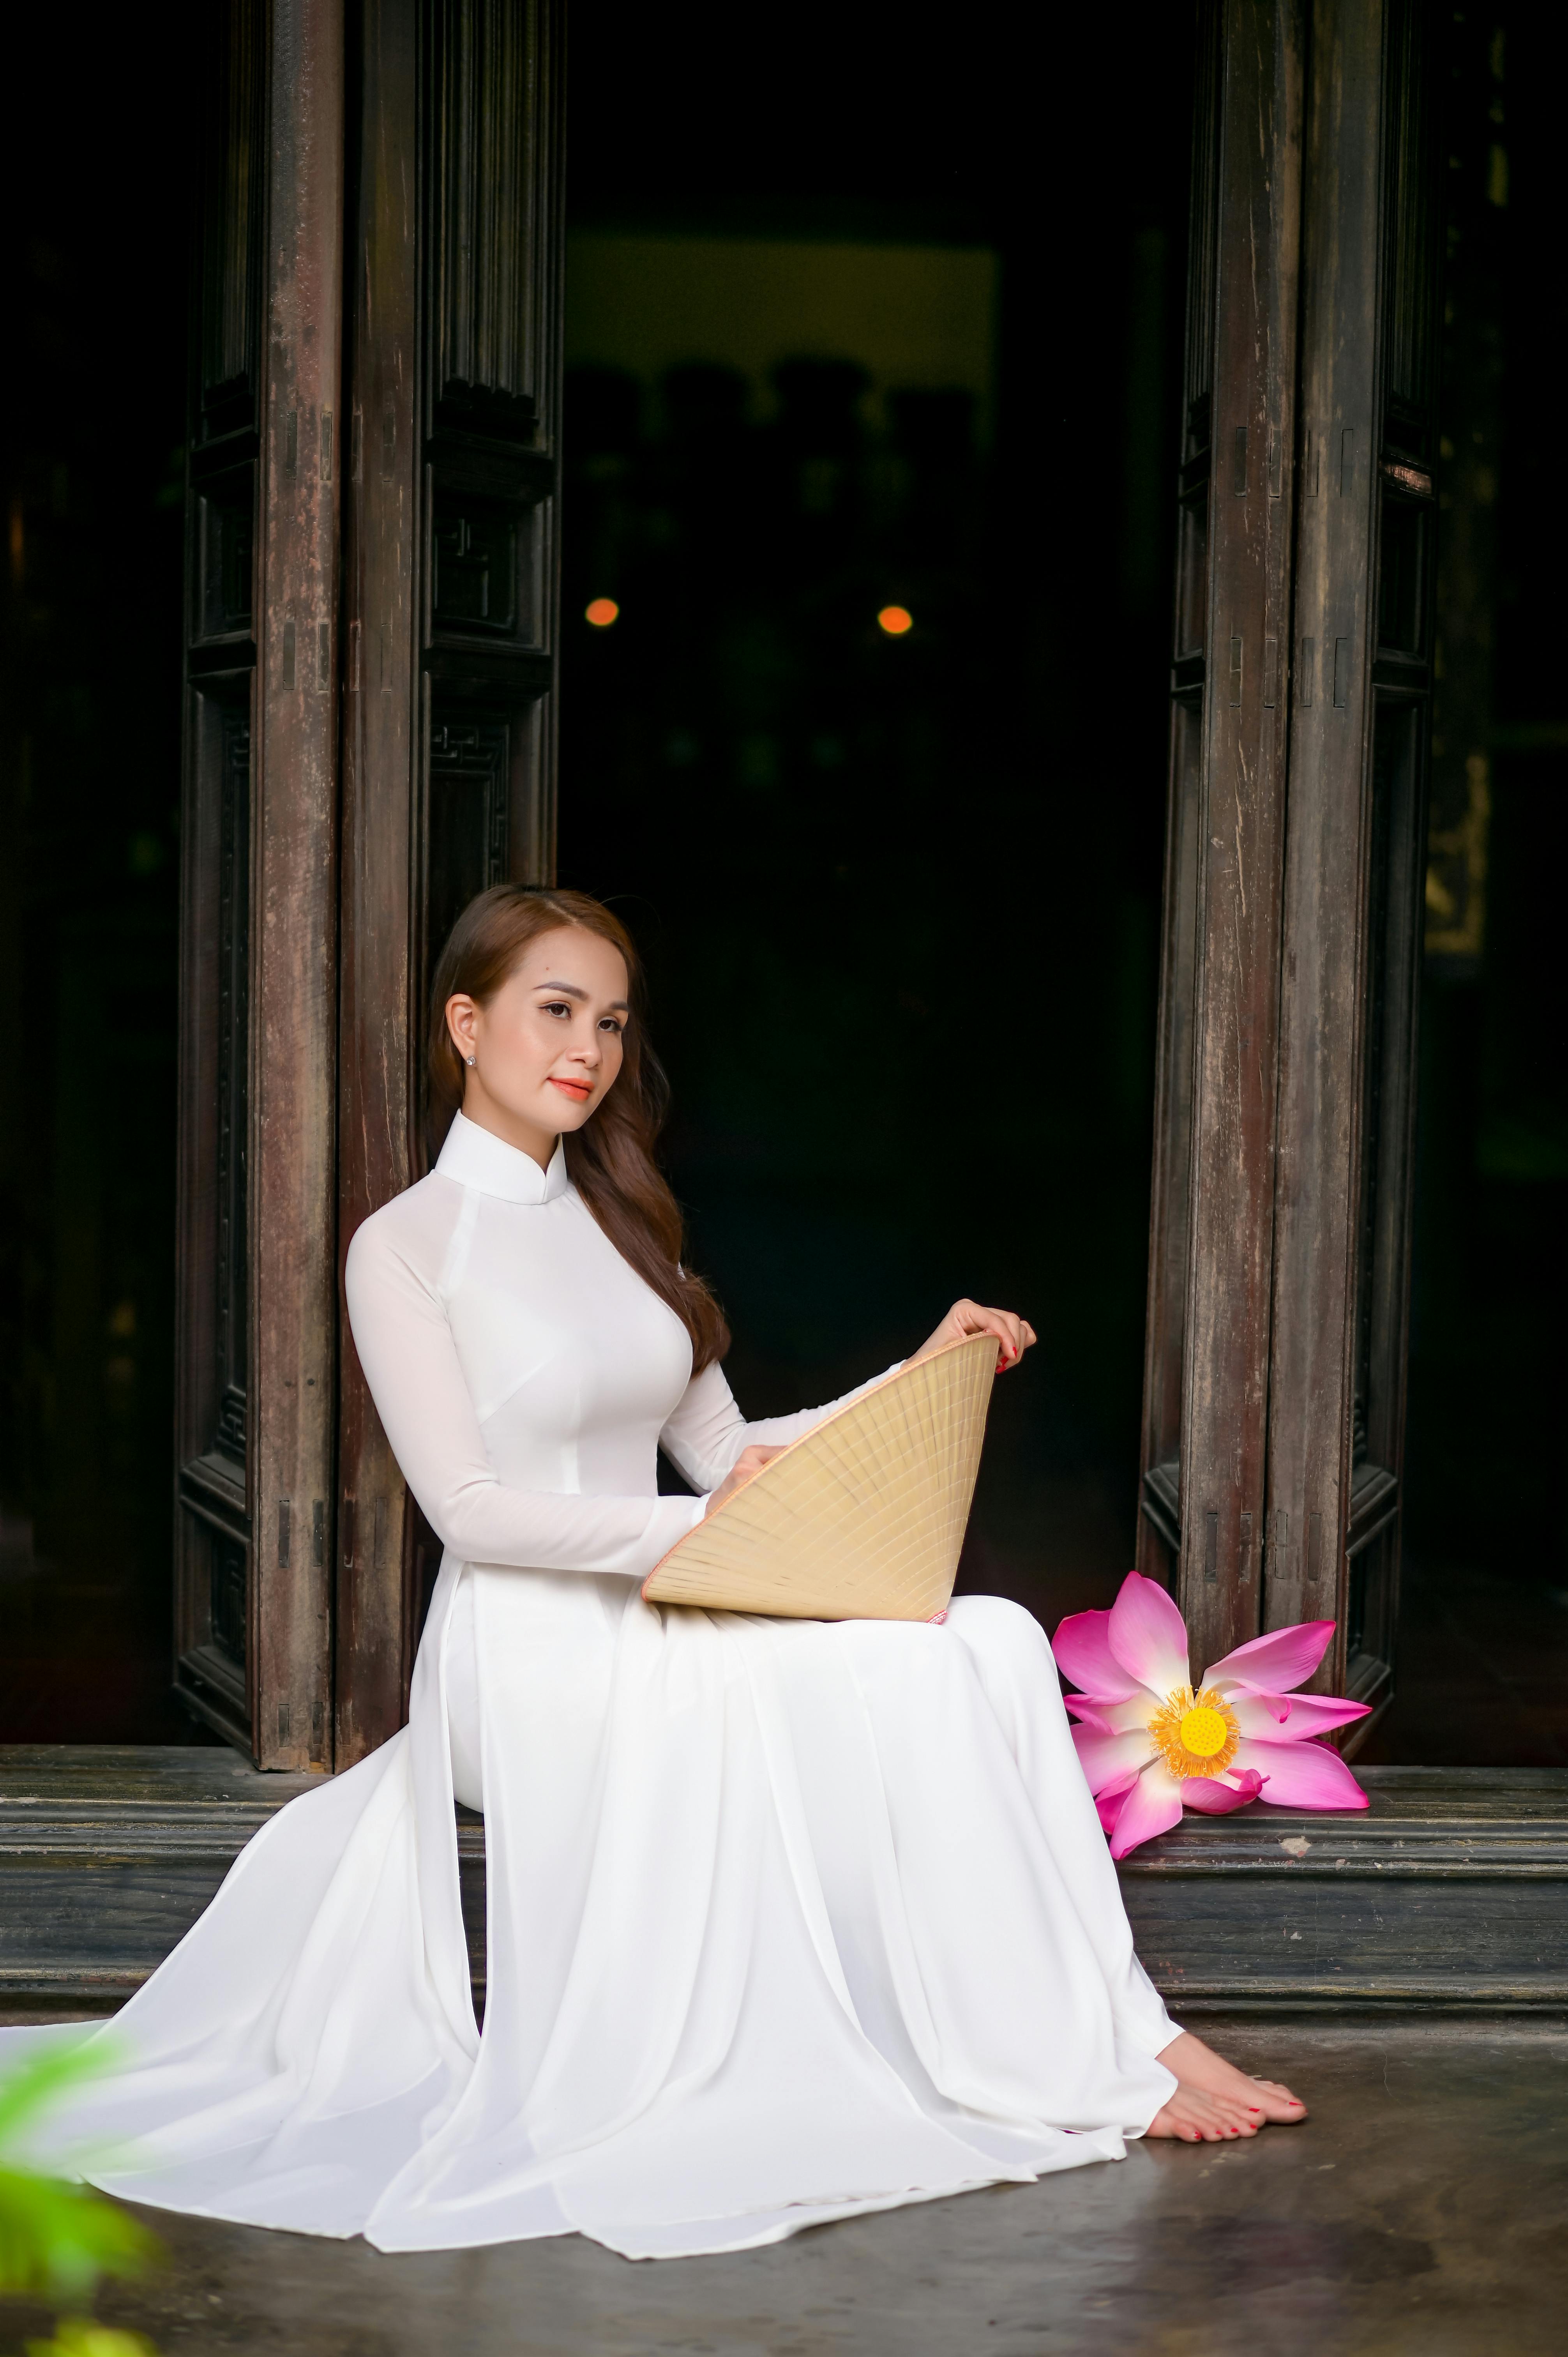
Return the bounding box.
[435,1111,570,1205]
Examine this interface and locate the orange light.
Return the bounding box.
[877,604,913,637]
[585,597,620,628]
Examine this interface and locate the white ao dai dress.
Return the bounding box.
[2,1113,1178,2258]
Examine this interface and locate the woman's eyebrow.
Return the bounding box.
[535,979,630,1011]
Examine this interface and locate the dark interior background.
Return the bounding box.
[0,1,1561,1756]
[0,5,194,1740]
[1362,2,1568,1765]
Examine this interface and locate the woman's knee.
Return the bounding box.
[945,1592,1052,1666]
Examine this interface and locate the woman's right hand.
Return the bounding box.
[906,1298,1037,1373]
[703,1443,786,1518]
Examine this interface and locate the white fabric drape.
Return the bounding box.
[2,1114,1176,2258]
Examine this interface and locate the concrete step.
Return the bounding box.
[2,1747,1565,2014]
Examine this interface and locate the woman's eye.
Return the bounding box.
[598,1016,623,1035]
[541,1001,570,1018]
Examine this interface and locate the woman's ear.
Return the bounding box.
[446,994,479,1064]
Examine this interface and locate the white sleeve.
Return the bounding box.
[658,1359,904,1495]
[345,1217,706,1580]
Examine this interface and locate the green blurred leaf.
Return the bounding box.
[26,2320,159,2357]
[0,2168,162,2299]
[0,2043,116,2155]
[0,2047,162,2303]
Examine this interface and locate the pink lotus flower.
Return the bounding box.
[1054,1571,1370,1858]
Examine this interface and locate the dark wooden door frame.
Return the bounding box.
[175,0,1437,1760]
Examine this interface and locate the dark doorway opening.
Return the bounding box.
[558,2,1197,1638]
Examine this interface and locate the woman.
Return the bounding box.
[6,886,1303,2261]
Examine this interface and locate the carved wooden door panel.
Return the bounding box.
[174,0,343,1766]
[1140,0,1437,1730]
[335,0,565,1765]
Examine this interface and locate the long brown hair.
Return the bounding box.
[426,884,729,1373]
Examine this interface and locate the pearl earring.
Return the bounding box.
[466,1055,476,1067]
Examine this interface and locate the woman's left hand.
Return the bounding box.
[906,1299,1037,1374]
[703,1442,787,1518]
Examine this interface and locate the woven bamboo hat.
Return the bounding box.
[642,1330,998,1622]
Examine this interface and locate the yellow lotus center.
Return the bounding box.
[1179,1705,1229,1758]
[1149,1686,1241,1779]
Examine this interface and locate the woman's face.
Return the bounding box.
[446,925,629,1165]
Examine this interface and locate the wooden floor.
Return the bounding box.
[2,1747,1566,2015]
[0,2021,1565,2354]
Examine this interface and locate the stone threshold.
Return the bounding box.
[2,1748,1565,2015]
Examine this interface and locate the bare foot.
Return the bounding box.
[1155,2028,1307,2125]
[1146,2086,1262,2142]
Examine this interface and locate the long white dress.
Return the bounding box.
[4,1113,1178,2260]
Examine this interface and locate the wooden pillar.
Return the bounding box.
[1139,0,1305,1673]
[1141,0,1436,1723]
[250,0,344,1767]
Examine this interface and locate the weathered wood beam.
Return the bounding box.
[1176,0,1306,1668]
[250,0,345,1768]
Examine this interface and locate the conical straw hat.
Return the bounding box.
[642,1331,998,1621]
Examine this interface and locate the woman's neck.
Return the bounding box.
[458,1084,559,1173]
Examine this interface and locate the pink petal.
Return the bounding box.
[1231,1688,1373,1740]
[1064,1694,1156,1735]
[1105,1572,1191,1698]
[1094,1767,1142,1838]
[1232,1737,1368,1811]
[1229,1685,1292,1727]
[1107,1764,1185,1859]
[1181,1768,1267,1814]
[1052,1608,1141,1701]
[1071,1724,1154,1793]
[1204,1620,1335,1696]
